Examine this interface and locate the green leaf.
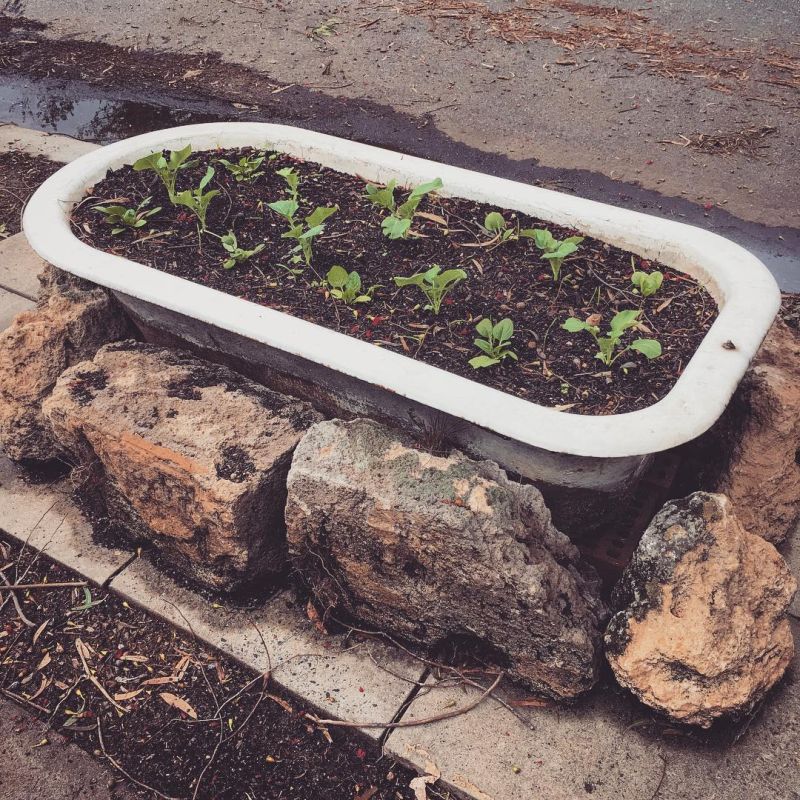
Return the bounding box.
[198,166,215,190]
[437,268,467,287]
[268,199,299,220]
[306,205,337,228]
[364,181,396,211]
[345,271,362,293]
[474,338,494,355]
[468,355,500,369]
[562,317,588,333]
[484,212,506,233]
[327,265,348,288]
[475,318,493,338]
[609,309,641,335]
[493,318,513,342]
[533,229,556,251]
[382,216,411,239]
[223,258,236,269]
[393,273,425,288]
[132,151,163,172]
[408,177,443,200]
[629,338,662,359]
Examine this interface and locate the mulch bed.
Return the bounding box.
[71,148,717,415]
[0,150,61,237]
[0,533,430,800]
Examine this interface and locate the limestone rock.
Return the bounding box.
[606,492,796,727]
[285,418,607,700]
[43,341,323,591]
[0,280,133,461]
[715,319,800,544]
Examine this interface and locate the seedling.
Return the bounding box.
[217,152,266,183]
[325,266,377,305]
[219,230,265,270]
[562,309,662,366]
[276,167,300,202]
[132,144,197,201]
[393,264,466,314]
[532,229,584,281]
[365,178,443,239]
[469,317,518,369]
[631,265,664,298]
[92,196,161,234]
[483,211,540,245]
[0,223,7,239]
[173,166,219,231]
[268,200,337,266]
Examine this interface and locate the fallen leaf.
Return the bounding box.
[160,692,197,719]
[32,619,49,645]
[36,652,51,671]
[306,600,327,634]
[120,654,148,663]
[416,211,448,226]
[181,68,203,80]
[114,689,143,702]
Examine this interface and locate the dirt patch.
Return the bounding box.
[0,149,61,236]
[71,147,716,415]
[0,533,429,800]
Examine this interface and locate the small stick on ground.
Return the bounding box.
[306,671,503,729]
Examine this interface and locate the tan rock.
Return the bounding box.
[716,319,800,544]
[0,281,133,461]
[605,492,796,727]
[43,341,323,591]
[285,418,607,700]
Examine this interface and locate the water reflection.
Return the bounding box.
[0,75,225,143]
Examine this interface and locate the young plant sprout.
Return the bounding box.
[469,317,518,369]
[216,152,266,183]
[325,266,378,305]
[532,229,584,281]
[172,166,219,231]
[132,144,197,202]
[630,265,664,298]
[267,200,337,266]
[92,196,161,234]
[483,211,540,245]
[276,167,300,202]
[218,230,265,270]
[393,264,467,314]
[562,309,662,366]
[365,178,443,240]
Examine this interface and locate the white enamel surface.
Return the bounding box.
[22,123,780,459]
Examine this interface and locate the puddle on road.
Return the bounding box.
[0,74,229,144]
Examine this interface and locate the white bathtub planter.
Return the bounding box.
[23,123,780,532]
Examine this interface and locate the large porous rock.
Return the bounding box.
[0,274,134,461]
[714,319,800,544]
[43,341,323,591]
[605,492,796,727]
[284,418,607,700]
[678,318,800,545]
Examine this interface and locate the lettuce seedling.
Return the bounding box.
[365,178,443,239]
[469,317,518,369]
[219,230,265,270]
[276,167,300,202]
[268,200,337,266]
[325,266,378,305]
[483,211,540,245]
[562,309,662,366]
[393,264,466,314]
[92,195,161,234]
[173,166,220,231]
[631,268,664,298]
[217,153,266,183]
[532,229,584,281]
[132,144,197,202]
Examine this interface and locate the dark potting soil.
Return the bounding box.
[0,150,61,236]
[71,148,718,415]
[0,533,429,800]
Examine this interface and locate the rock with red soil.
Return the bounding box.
[605,492,796,727]
[0,270,133,461]
[43,341,322,591]
[284,418,607,700]
[714,319,800,544]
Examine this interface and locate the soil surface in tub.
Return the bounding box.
[71,147,718,415]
